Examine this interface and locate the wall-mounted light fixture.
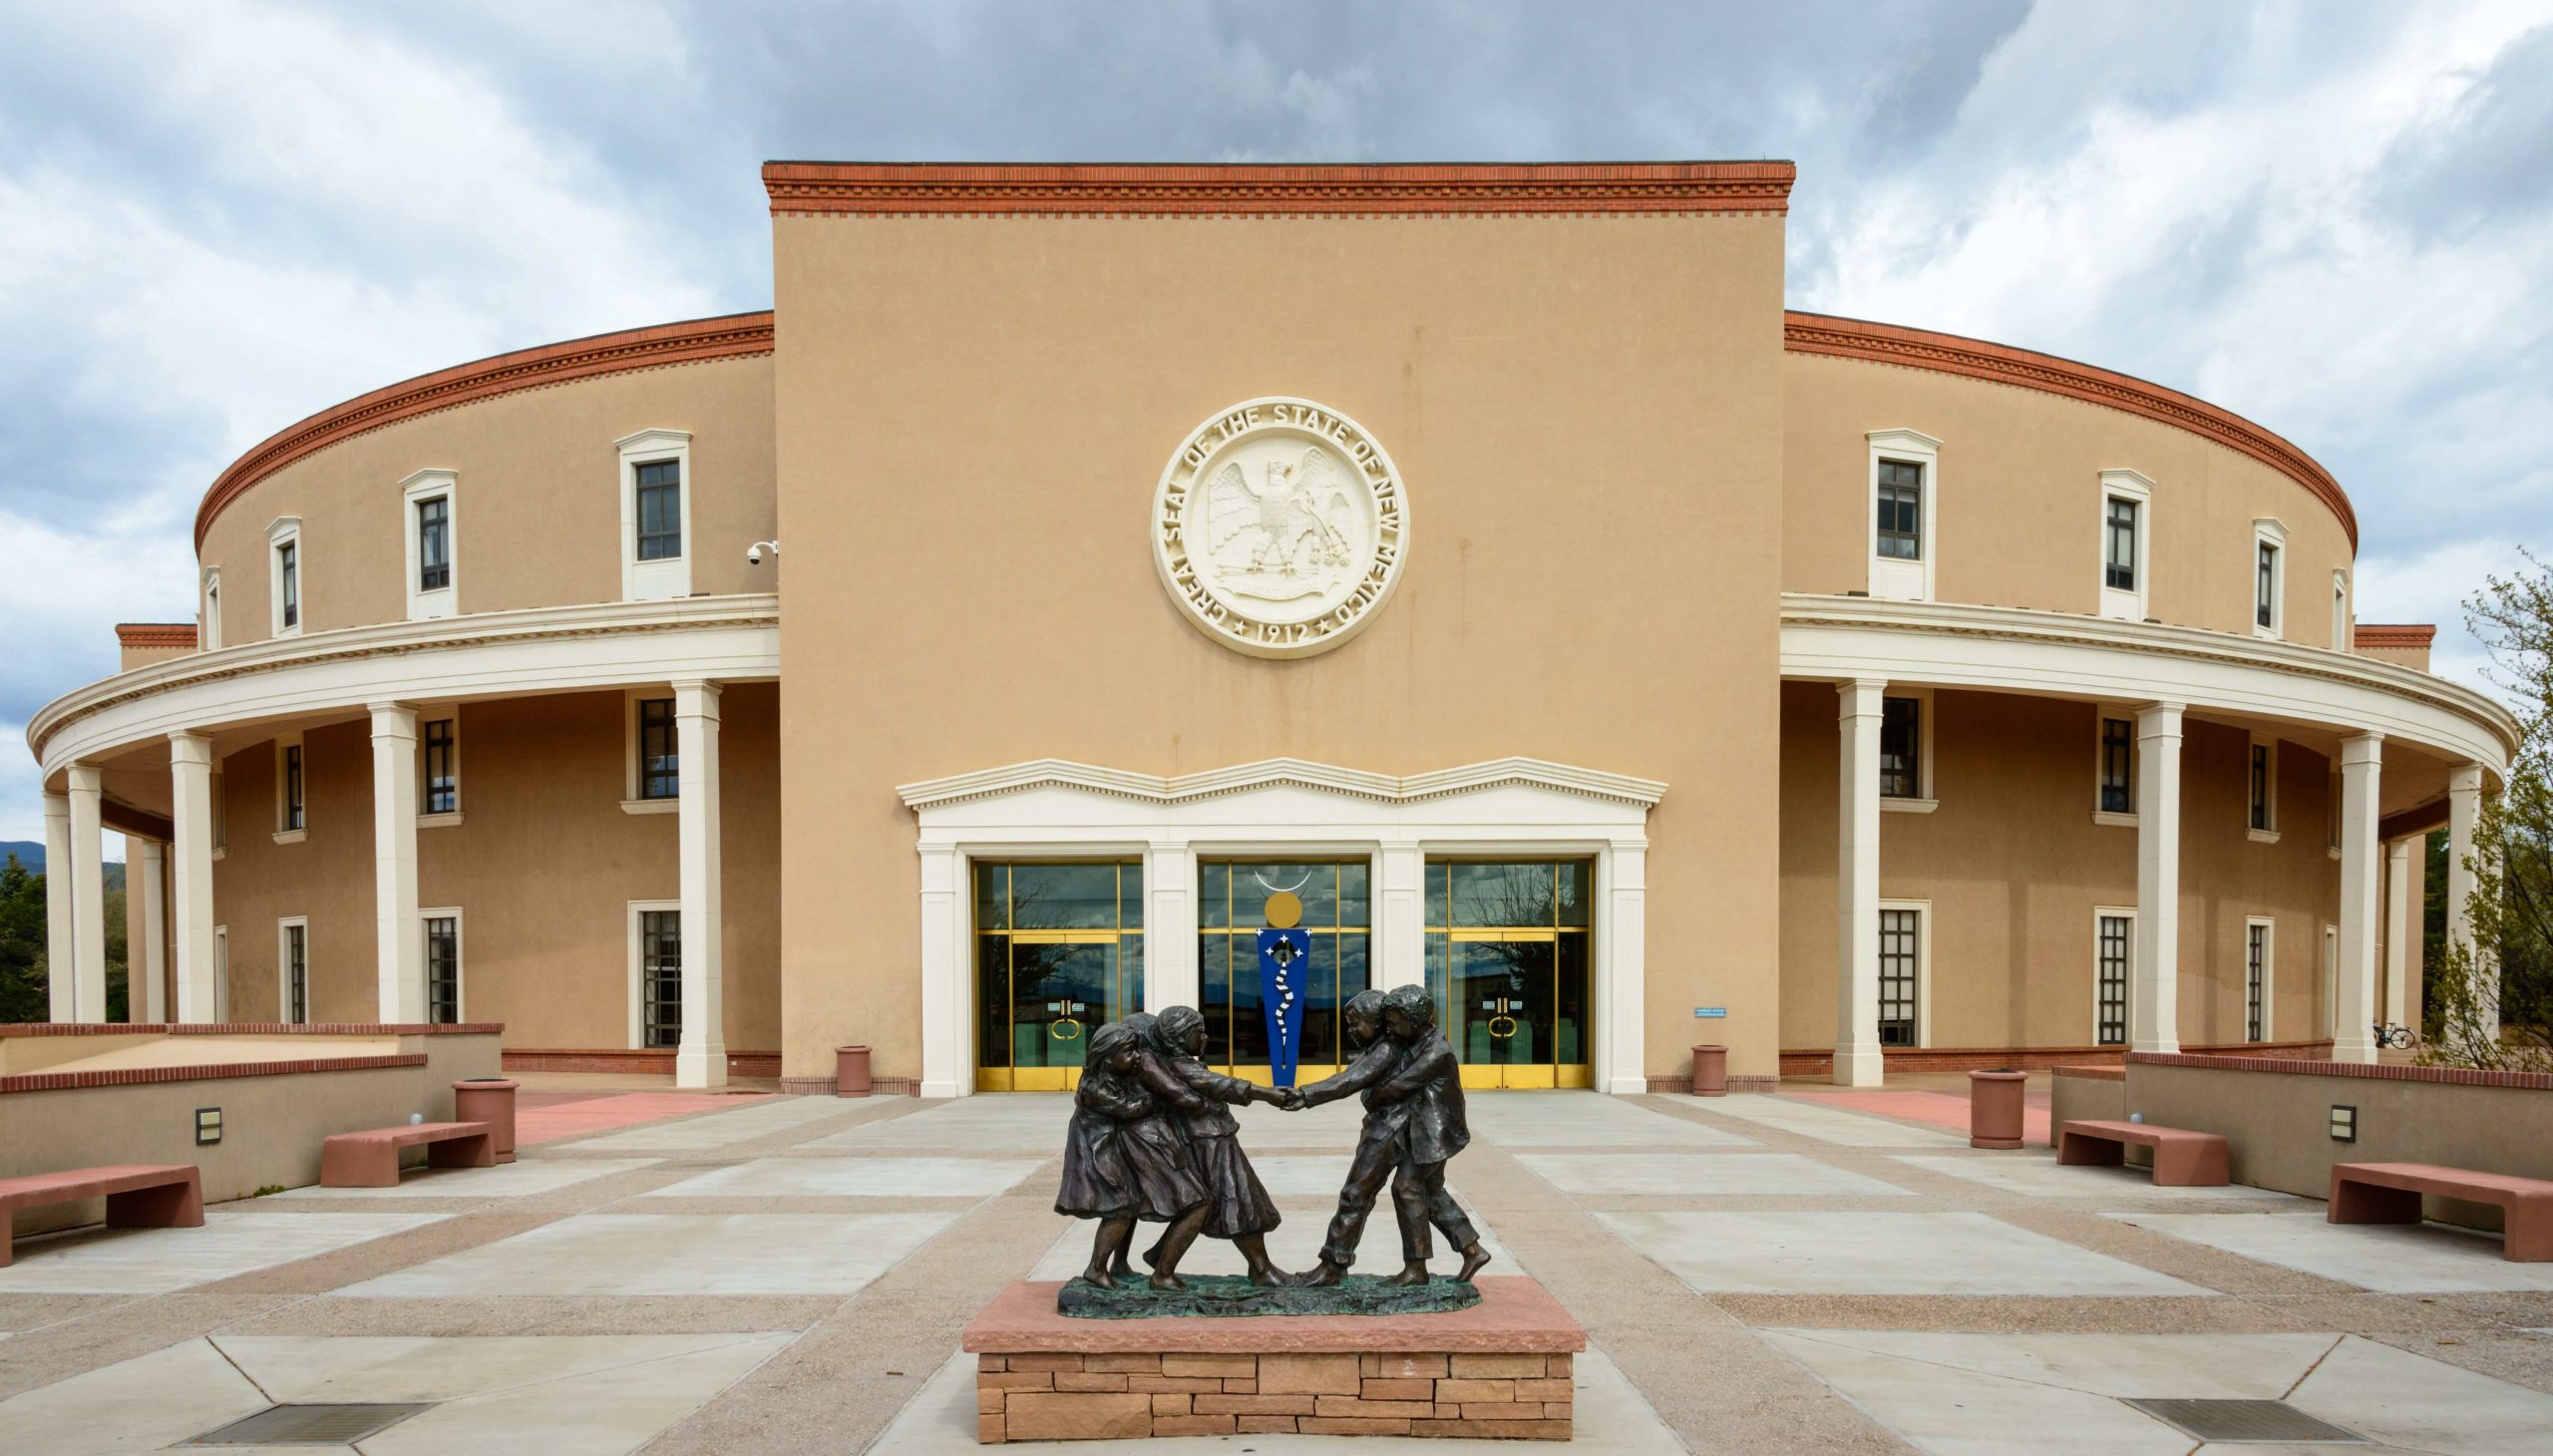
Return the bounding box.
[194,1107,223,1145]
[2328,1105,2357,1143]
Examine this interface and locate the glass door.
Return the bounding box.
[1197,860,1370,1086]
[1451,930,1557,1088]
[974,861,1144,1091]
[1424,860,1594,1089]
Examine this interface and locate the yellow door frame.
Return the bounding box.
[1447,927,1585,1089]
[983,929,1122,1092]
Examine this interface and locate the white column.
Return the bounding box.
[2333,734,2383,1063]
[1602,841,1649,1096]
[1834,678,1885,1087]
[42,792,73,1022]
[1376,844,1426,991]
[1146,842,1198,1013]
[170,734,217,1022]
[2445,762,2492,1036]
[671,680,725,1089]
[370,703,425,1023]
[136,839,169,1023]
[918,844,964,1098]
[2132,702,2185,1054]
[67,764,108,1021]
[2382,838,2413,1031]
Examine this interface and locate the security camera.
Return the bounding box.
[746,540,779,566]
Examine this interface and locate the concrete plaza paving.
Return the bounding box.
[2,1086,2549,1452]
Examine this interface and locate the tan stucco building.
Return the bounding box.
[28,163,2518,1096]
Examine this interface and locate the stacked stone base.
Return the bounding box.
[964,1275,1583,1444]
[977,1348,1574,1442]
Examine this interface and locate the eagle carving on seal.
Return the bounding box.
[1205,447,1357,602]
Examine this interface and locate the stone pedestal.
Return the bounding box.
[964,1275,1583,1443]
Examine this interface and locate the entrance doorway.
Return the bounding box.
[974,862,1144,1091]
[1198,860,1371,1084]
[1426,860,1594,1089]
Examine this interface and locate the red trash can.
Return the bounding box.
[1690,1044,1728,1097]
[835,1045,874,1098]
[1968,1069,2026,1149]
[453,1077,520,1164]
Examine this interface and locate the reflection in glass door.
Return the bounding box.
[1424,860,1593,1089]
[1197,860,1370,1086]
[974,862,1144,1091]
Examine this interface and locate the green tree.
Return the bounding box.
[2423,551,2553,1071]
[0,855,47,1022]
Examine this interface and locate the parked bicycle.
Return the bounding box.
[2372,1021,2415,1050]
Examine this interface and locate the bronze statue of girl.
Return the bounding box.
[1054,1019,1210,1289]
[1137,1004,1293,1286]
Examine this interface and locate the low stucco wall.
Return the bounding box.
[1,1029,499,1238]
[2050,1065,2125,1131]
[2120,1053,2553,1230]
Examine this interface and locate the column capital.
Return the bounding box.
[2341,732,2385,764]
[66,763,104,793]
[42,791,69,817]
[366,699,419,715]
[1837,677,1887,717]
[670,677,724,698]
[2447,761,2486,795]
[169,731,213,764]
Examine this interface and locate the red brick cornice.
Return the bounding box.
[2355,623,2437,649]
[762,161,1796,217]
[1784,311,2358,550]
[115,622,197,649]
[193,312,775,551]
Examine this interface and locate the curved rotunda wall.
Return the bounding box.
[1781,346,2357,645]
[196,351,777,641]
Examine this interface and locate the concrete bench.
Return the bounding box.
[2056,1118,2229,1187]
[0,1165,203,1267]
[320,1121,495,1188]
[2330,1162,2553,1262]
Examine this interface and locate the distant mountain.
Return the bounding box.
[0,842,127,891]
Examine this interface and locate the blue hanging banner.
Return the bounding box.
[1257,927,1311,1087]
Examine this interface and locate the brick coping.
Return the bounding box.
[0,1022,502,1037]
[1,1053,430,1095]
[2129,1051,2553,1091]
[2053,1064,2127,1081]
[965,1276,1582,1355]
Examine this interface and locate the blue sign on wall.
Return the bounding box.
[1257,927,1311,1086]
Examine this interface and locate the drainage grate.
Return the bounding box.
[2123,1398,2364,1443]
[183,1403,433,1446]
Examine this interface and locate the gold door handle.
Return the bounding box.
[1050,1018,1083,1041]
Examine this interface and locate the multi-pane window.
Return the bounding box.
[2104,496,2139,590]
[426,916,460,1025]
[2246,923,2269,1041]
[2099,717,2134,815]
[2095,914,2130,1045]
[2249,743,2274,832]
[1876,460,1924,559]
[282,745,305,832]
[277,540,299,629]
[1201,861,1368,1071]
[283,921,308,1025]
[1878,909,1920,1047]
[638,698,678,800]
[422,718,457,816]
[416,496,450,590]
[1880,696,1923,799]
[635,460,682,560]
[641,910,682,1048]
[2256,541,2279,629]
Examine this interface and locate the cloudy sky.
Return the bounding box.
[3,0,2548,849]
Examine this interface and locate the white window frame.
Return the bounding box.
[2330,568,2350,652]
[200,566,222,651]
[423,907,465,1023]
[2252,517,2287,641]
[627,899,683,1050]
[1878,686,1937,814]
[2093,703,2138,828]
[210,768,228,859]
[2327,767,2343,861]
[277,915,309,1025]
[401,468,459,621]
[2244,915,2276,1042]
[418,705,463,826]
[2091,906,2135,1045]
[2322,922,2339,1039]
[621,687,680,815]
[617,429,693,602]
[2096,469,2153,622]
[1876,899,1932,1048]
[212,924,229,1021]
[2246,732,2280,843]
[267,516,303,639]
[1867,429,1941,603]
[273,732,308,845]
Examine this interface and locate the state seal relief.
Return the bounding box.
[1153,397,1409,658]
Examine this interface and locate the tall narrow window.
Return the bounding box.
[2256,541,2279,630]
[2246,921,2270,1041]
[422,718,457,816]
[426,915,460,1024]
[202,567,222,651]
[277,540,300,629]
[635,460,683,560]
[2095,913,2131,1046]
[641,910,682,1048]
[416,496,450,590]
[1875,460,1924,560]
[282,920,308,1025]
[1878,908,1920,1047]
[1879,696,1923,799]
[638,698,678,800]
[2249,742,2276,833]
[2098,717,2134,815]
[2104,497,2139,589]
[282,744,305,832]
